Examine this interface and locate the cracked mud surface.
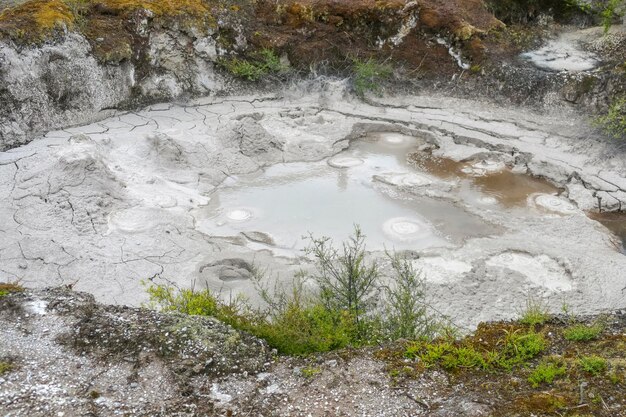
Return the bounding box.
[1,86,625,328]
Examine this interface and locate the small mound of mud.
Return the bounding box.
[529,193,579,215]
[486,251,573,291]
[201,258,256,281]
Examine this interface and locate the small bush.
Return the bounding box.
[352,58,392,97]
[304,225,379,340]
[578,355,607,375]
[519,298,551,327]
[563,323,604,341]
[254,302,355,355]
[528,358,567,387]
[145,284,218,316]
[601,0,624,33]
[383,252,437,341]
[595,97,626,140]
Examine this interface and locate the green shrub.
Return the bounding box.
[601,0,624,33]
[383,252,437,341]
[528,358,567,387]
[145,280,355,356]
[578,355,607,375]
[304,225,380,340]
[147,227,439,355]
[563,323,604,341]
[352,58,392,97]
[146,284,218,316]
[253,302,355,355]
[595,97,626,140]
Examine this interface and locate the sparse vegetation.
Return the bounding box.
[595,96,626,140]
[0,361,14,375]
[0,0,215,41]
[528,357,567,387]
[404,328,546,371]
[300,366,321,378]
[578,355,607,375]
[0,282,24,298]
[147,226,440,355]
[601,0,624,33]
[519,297,551,327]
[352,58,392,97]
[563,322,604,341]
[219,49,286,81]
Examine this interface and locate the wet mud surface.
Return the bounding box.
[0,90,625,328]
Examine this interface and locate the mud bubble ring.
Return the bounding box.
[382,217,433,242]
[461,160,506,177]
[529,194,578,215]
[327,156,365,169]
[227,208,253,222]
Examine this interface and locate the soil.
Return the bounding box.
[1,288,625,416]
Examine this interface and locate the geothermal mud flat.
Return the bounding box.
[1,87,625,327]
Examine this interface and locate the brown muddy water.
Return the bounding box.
[409,151,561,207]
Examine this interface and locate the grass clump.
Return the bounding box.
[519,297,551,327]
[405,328,546,372]
[352,57,392,97]
[528,358,567,387]
[300,366,321,378]
[578,355,607,375]
[0,361,14,375]
[595,96,626,140]
[220,49,286,81]
[563,322,604,342]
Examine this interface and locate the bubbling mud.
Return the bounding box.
[227,209,253,222]
[382,217,434,243]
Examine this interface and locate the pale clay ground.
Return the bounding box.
[0,84,625,329]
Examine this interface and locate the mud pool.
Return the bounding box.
[196,134,497,253]
[1,90,625,328]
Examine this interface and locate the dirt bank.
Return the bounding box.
[1,288,625,416]
[0,0,624,150]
